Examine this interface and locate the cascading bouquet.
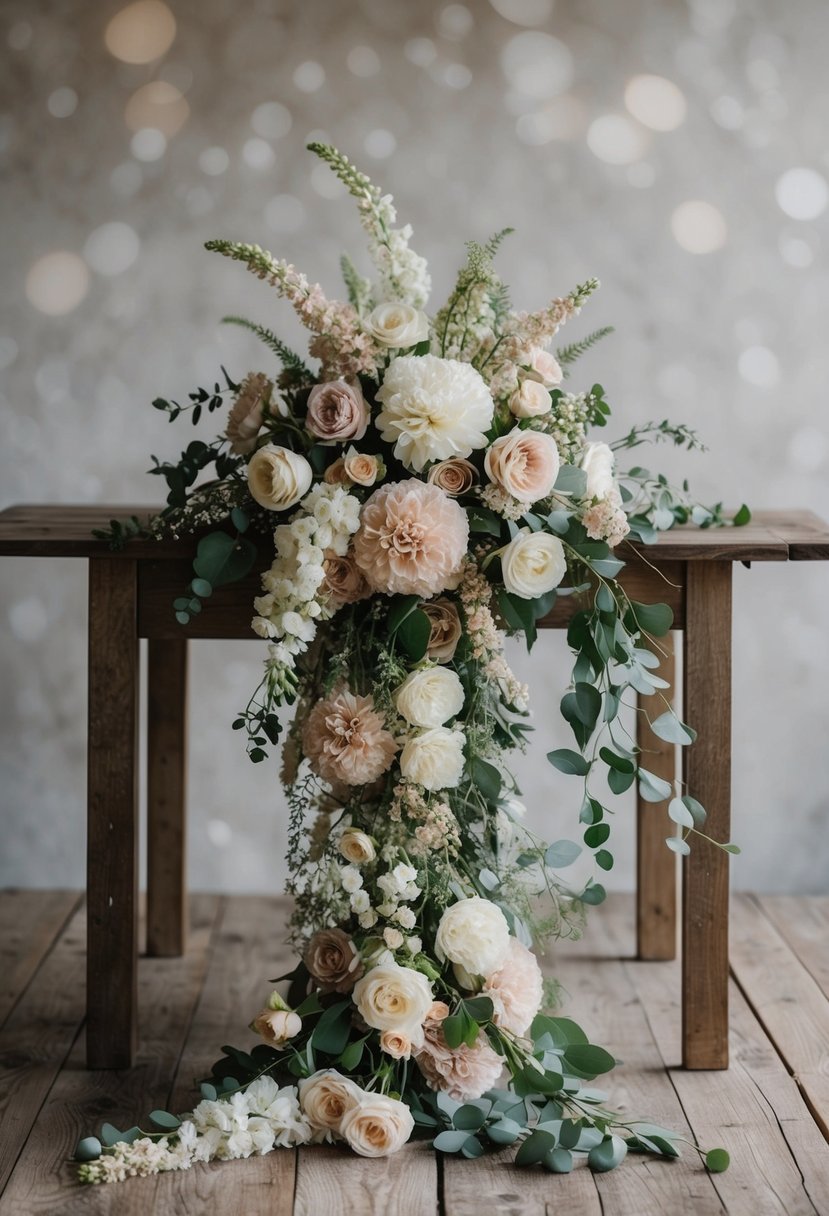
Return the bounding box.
[77,144,740,1184]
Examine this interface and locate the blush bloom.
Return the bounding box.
[484,428,560,504]
[414,1019,504,1101]
[302,690,397,786]
[306,379,370,443]
[482,937,544,1036]
[353,479,469,597]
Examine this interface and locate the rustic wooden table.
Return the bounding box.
[2,505,828,1073]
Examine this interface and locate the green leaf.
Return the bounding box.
[706,1147,731,1172]
[544,1147,574,1173]
[200,1082,218,1101]
[463,996,495,1022]
[732,504,751,527]
[190,577,213,599]
[666,836,690,855]
[398,608,431,661]
[554,465,588,497]
[387,595,421,633]
[681,795,707,826]
[467,507,503,537]
[453,1104,487,1131]
[75,1136,102,1162]
[339,1036,367,1070]
[487,1118,523,1145]
[547,748,591,776]
[545,839,582,869]
[149,1110,182,1131]
[608,766,635,795]
[630,601,673,637]
[563,1043,616,1077]
[497,589,537,649]
[443,1014,466,1050]
[722,843,741,854]
[599,747,634,773]
[231,507,250,532]
[311,999,352,1054]
[638,767,673,803]
[595,849,614,871]
[574,682,602,730]
[592,556,625,578]
[589,1134,628,1172]
[100,1123,123,1147]
[650,712,696,745]
[470,756,502,802]
[192,531,257,588]
[531,1014,588,1047]
[584,822,610,848]
[461,1136,485,1159]
[516,1129,558,1166]
[294,991,324,1018]
[175,611,190,626]
[433,1130,471,1153]
[580,881,607,906]
[668,797,695,828]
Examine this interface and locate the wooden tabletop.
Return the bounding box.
[0,504,828,562]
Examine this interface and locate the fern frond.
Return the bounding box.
[556,326,614,368]
[222,316,311,377]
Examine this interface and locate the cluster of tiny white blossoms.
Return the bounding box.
[78,1079,311,1184]
[341,857,423,954]
[479,482,530,522]
[582,491,630,548]
[358,189,431,310]
[253,483,361,671]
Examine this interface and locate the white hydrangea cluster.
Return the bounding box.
[340,857,423,954]
[252,484,362,668]
[78,1079,312,1184]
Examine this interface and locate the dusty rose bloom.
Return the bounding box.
[484,428,560,504]
[421,599,463,663]
[353,480,469,598]
[427,458,478,497]
[302,690,397,786]
[322,549,372,607]
[304,927,364,994]
[482,938,544,1036]
[226,372,271,454]
[414,1019,503,1101]
[324,456,349,485]
[306,378,369,443]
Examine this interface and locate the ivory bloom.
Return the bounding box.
[395,667,465,728]
[352,961,434,1042]
[251,1008,302,1046]
[501,528,566,599]
[580,441,616,500]
[482,937,544,1036]
[343,447,382,487]
[367,302,430,348]
[339,828,376,865]
[353,480,469,597]
[527,347,563,388]
[340,1093,414,1158]
[399,726,465,791]
[509,378,552,419]
[435,897,511,977]
[298,1070,363,1133]
[247,444,313,511]
[485,429,560,504]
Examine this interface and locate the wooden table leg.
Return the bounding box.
[147,638,188,957]
[636,631,677,960]
[87,558,139,1069]
[682,562,732,1069]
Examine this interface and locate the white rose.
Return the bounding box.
[509,378,553,418]
[395,667,465,728]
[339,829,376,865]
[368,302,430,348]
[299,1070,364,1133]
[352,961,433,1041]
[340,1093,415,1158]
[251,1008,302,1046]
[399,726,465,791]
[501,528,566,599]
[340,865,363,893]
[526,347,563,388]
[248,443,313,511]
[436,897,511,977]
[580,441,616,501]
[383,926,404,950]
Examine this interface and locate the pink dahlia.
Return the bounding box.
[414,1019,503,1101]
[302,690,397,786]
[482,937,544,1036]
[353,479,469,597]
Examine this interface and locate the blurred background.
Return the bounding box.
[2,0,828,896]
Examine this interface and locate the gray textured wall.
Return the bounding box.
[2,0,828,895]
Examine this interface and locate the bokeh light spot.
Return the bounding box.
[775,167,828,221]
[125,81,189,136]
[130,128,167,161]
[670,200,727,253]
[587,114,649,165]
[488,0,554,25]
[738,345,780,388]
[405,37,437,66]
[624,74,687,131]
[502,32,573,99]
[105,0,176,64]
[242,138,276,170]
[251,101,292,140]
[364,128,397,158]
[347,45,381,77]
[293,61,325,93]
[199,146,229,176]
[26,252,90,316]
[84,222,141,276]
[47,87,78,119]
[439,4,474,39]
[779,235,813,268]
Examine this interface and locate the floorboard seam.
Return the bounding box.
[0,892,83,1035]
[741,1063,820,1215]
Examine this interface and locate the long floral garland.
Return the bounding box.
[78,144,742,1184]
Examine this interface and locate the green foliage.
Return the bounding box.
[222,316,311,380]
[556,326,614,371]
[91,514,146,550]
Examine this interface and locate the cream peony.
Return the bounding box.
[251,1008,302,1046]
[399,726,465,791]
[435,897,511,977]
[367,302,430,348]
[414,1019,504,1102]
[353,479,469,597]
[484,429,560,503]
[339,828,376,865]
[580,441,616,500]
[501,528,566,600]
[352,961,434,1042]
[302,690,398,786]
[395,666,465,728]
[340,1093,415,1158]
[298,1069,363,1133]
[482,937,544,1036]
[509,378,553,419]
[375,354,494,472]
[247,444,313,511]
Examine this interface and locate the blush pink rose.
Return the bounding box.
[302,690,398,786]
[527,347,563,388]
[353,479,469,598]
[306,379,370,443]
[484,429,560,504]
[414,1019,504,1101]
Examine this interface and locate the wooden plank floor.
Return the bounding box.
[1,892,828,1216]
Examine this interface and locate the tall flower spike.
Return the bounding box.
[307,143,431,309]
